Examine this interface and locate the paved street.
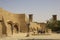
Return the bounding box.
[0,33,60,40]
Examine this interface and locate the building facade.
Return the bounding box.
[0,8,28,37]
[0,8,47,37]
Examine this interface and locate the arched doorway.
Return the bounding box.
[7,21,13,35]
[13,23,19,33]
[7,21,19,34]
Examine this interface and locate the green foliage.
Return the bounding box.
[57,21,60,27]
[46,20,60,32]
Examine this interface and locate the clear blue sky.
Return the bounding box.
[0,0,60,22]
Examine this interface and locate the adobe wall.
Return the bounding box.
[0,8,28,36]
[0,21,3,37]
[29,22,41,32]
[13,14,28,32]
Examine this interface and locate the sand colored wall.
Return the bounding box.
[29,22,46,33]
[0,15,2,37]
[40,23,46,32]
[0,8,28,36]
[0,8,46,37]
[29,22,41,32]
[0,8,15,35]
[0,22,3,37]
[13,14,28,32]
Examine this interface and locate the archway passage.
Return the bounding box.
[13,23,19,33]
[7,21,19,34]
[7,21,13,35]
